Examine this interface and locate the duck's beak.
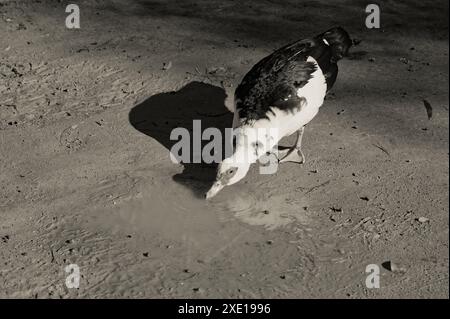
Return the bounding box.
[205,182,225,199]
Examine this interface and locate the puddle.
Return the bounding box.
[211,183,309,230]
[85,177,310,247]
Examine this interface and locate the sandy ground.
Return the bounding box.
[0,0,448,298]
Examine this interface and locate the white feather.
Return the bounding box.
[234,56,327,162]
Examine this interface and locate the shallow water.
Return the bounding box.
[211,183,310,230]
[87,174,310,249]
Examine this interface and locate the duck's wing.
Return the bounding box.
[235,38,325,123]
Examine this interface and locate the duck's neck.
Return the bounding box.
[231,126,280,164]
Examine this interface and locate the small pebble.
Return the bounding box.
[330,207,343,213]
[207,66,226,74]
[162,61,172,70]
[417,217,429,223]
[390,262,406,273]
[382,261,407,273]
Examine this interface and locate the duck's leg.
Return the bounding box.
[278,127,305,164]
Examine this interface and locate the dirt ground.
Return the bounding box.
[0,0,448,298]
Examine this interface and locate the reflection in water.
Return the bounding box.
[211,183,309,230]
[85,176,310,267]
[90,176,309,242]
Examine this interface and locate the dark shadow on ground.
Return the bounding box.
[129,81,233,197]
[104,0,448,44]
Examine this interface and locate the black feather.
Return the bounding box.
[423,99,433,120]
[235,28,351,124]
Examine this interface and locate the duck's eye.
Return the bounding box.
[227,168,236,175]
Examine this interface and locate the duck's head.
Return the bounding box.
[205,126,277,199]
[319,26,353,60]
[205,155,251,199]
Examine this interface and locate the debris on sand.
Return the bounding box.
[207,66,226,74]
[372,144,390,156]
[304,180,330,195]
[162,61,172,71]
[423,99,433,120]
[192,287,204,293]
[416,216,430,223]
[50,248,55,263]
[382,261,407,274]
[359,196,369,201]
[399,57,409,64]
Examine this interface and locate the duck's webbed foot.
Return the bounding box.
[277,127,306,164]
[279,148,305,164]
